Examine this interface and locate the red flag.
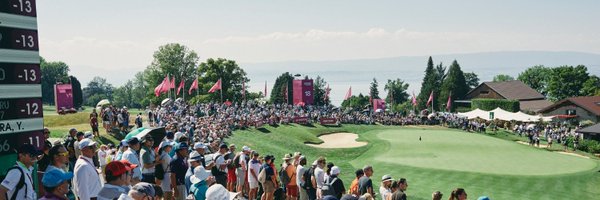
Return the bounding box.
[426,91,434,107]
[264,81,267,97]
[344,86,352,100]
[159,76,169,94]
[324,84,330,101]
[188,78,198,95]
[411,91,417,106]
[154,81,164,97]
[177,80,184,95]
[208,79,222,93]
[446,92,452,111]
[170,78,176,89]
[165,75,171,89]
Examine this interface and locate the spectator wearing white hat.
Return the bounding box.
[235,146,251,195]
[115,139,129,161]
[324,166,345,199]
[122,137,142,184]
[39,169,73,200]
[205,184,240,200]
[73,138,102,200]
[189,166,215,200]
[379,175,393,200]
[193,142,207,167]
[185,151,203,193]
[157,141,174,199]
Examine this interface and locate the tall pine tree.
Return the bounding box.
[269,72,294,104]
[417,56,439,110]
[439,60,469,112]
[369,78,380,99]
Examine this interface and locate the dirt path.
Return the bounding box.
[306,132,367,148]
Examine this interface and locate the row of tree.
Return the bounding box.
[495,65,600,101]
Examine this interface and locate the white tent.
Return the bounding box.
[491,107,519,121]
[458,108,490,120]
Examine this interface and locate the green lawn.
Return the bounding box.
[225,125,600,200]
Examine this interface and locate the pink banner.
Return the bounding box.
[319,118,337,125]
[293,79,314,105]
[292,116,310,124]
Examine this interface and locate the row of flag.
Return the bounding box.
[155,76,452,110]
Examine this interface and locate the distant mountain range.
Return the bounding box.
[241,51,600,105]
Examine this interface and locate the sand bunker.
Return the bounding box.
[516,141,589,159]
[306,132,367,148]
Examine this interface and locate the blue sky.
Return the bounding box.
[36,0,600,91]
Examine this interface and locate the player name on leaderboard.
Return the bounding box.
[0,0,44,160]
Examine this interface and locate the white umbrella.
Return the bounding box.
[161,98,172,106]
[96,99,111,107]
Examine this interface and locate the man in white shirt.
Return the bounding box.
[121,137,142,184]
[379,174,393,200]
[314,157,326,199]
[236,146,250,195]
[247,151,261,200]
[97,145,108,174]
[73,138,102,200]
[295,156,308,200]
[0,144,42,200]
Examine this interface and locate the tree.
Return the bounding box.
[197,58,249,103]
[113,81,134,108]
[547,65,589,101]
[439,60,469,112]
[463,72,480,90]
[435,62,447,86]
[492,74,515,82]
[313,76,330,106]
[417,56,439,110]
[517,65,551,96]
[82,76,114,106]
[69,76,83,109]
[341,93,370,109]
[369,78,380,99]
[269,72,294,104]
[384,78,410,110]
[40,57,70,105]
[581,75,600,96]
[145,43,199,104]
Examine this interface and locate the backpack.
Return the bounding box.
[211,154,227,176]
[232,153,242,169]
[302,167,315,190]
[3,166,26,200]
[258,167,267,184]
[321,177,338,197]
[226,152,236,170]
[279,165,291,187]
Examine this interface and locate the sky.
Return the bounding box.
[36,0,600,101]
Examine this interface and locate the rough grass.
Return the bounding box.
[225,124,600,200]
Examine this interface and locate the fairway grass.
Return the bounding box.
[225,125,600,200]
[375,128,597,175]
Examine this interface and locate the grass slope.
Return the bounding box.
[225,124,600,200]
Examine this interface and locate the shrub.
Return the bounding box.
[471,98,520,112]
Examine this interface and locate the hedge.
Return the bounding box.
[471,98,520,112]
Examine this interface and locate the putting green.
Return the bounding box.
[375,128,597,175]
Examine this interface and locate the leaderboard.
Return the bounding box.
[0,0,44,158]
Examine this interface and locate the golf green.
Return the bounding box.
[374,129,597,175]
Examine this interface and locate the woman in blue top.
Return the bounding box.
[189,166,214,200]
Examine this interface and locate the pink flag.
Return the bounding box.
[446,92,452,111]
[208,79,222,93]
[154,81,164,97]
[170,78,176,89]
[426,91,434,107]
[411,92,417,106]
[344,86,352,100]
[177,80,184,95]
[159,76,169,94]
[188,78,198,95]
[165,75,171,89]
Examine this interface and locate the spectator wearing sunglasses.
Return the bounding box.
[0,144,43,200]
[39,169,73,200]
